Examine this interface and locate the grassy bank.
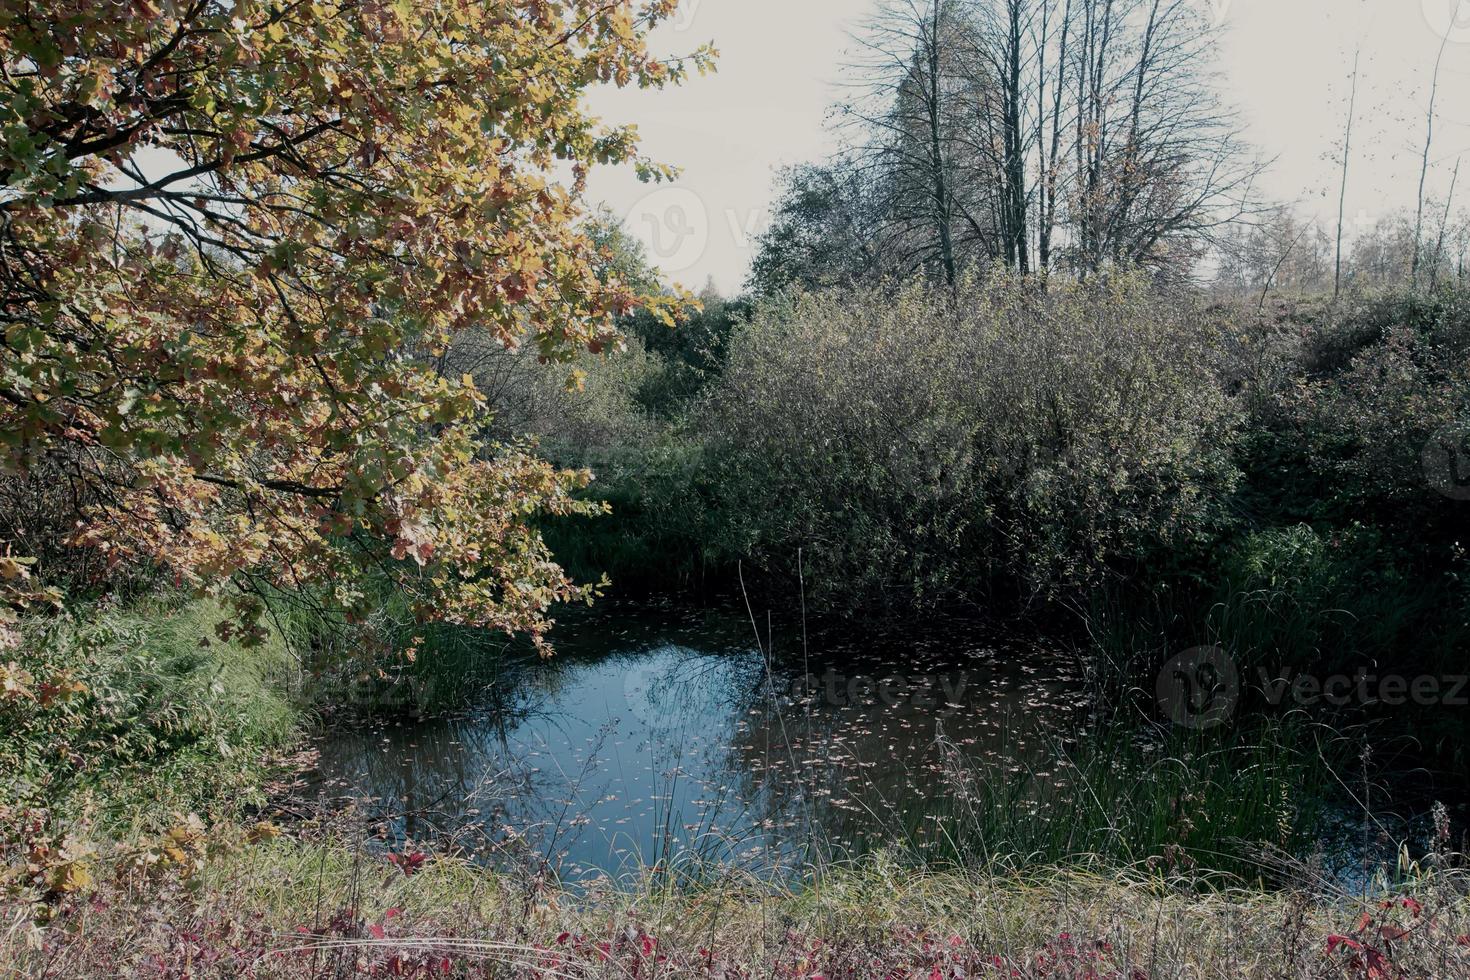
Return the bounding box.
[0,596,304,921]
[2,596,1463,977]
[1,597,299,837]
[6,834,1470,978]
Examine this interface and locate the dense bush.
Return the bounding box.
[431,272,1470,702]
[1081,288,1470,725]
[698,272,1243,614]
[452,328,662,463]
[1207,523,1469,674]
[444,322,721,594]
[1256,293,1470,532]
[1193,288,1470,691]
[0,599,297,835]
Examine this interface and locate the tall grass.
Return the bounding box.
[1,596,299,837]
[870,715,1340,886]
[8,827,1470,978]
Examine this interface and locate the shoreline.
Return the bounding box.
[8,835,1470,977]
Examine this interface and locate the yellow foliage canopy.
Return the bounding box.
[0,0,713,647]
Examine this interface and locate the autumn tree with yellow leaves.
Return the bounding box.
[0,0,713,650]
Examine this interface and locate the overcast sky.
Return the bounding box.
[584,0,1470,295]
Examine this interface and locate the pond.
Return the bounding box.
[311,603,1094,879]
[308,603,1462,887]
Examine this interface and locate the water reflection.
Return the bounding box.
[311,606,1088,880]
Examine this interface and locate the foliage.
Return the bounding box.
[0,0,713,648]
[896,714,1336,884]
[0,597,297,833]
[622,287,751,418]
[9,831,1470,977]
[454,328,663,463]
[1266,293,1470,530]
[1074,286,1470,775]
[540,440,718,593]
[700,271,1242,614]
[1203,524,1467,677]
[748,163,885,296]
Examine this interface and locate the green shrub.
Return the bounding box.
[1242,289,1470,530]
[699,271,1243,613]
[540,440,719,593]
[1206,524,1468,674]
[0,598,298,836]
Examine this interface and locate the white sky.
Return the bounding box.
[585,0,1470,295]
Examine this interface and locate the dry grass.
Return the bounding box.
[5,832,1470,978]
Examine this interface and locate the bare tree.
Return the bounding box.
[1430,158,1462,291]
[1413,33,1451,289]
[1334,51,1360,301]
[1034,0,1074,273]
[1214,207,1332,299]
[963,0,1036,272]
[1067,0,1262,273]
[774,0,1260,289]
[838,0,993,284]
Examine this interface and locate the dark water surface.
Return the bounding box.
[310,604,1466,887]
[311,604,1090,879]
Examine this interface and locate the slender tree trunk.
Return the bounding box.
[1113,0,1161,263]
[1035,0,1050,272]
[1003,0,1030,273]
[1334,52,1359,301]
[1075,0,1088,272]
[1039,0,1072,274]
[1413,32,1450,289]
[1080,0,1115,271]
[1430,157,1461,291]
[928,0,957,286]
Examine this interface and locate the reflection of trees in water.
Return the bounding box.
[313,648,625,872]
[315,613,772,877]
[591,645,777,871]
[719,646,1089,862]
[313,609,1092,878]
